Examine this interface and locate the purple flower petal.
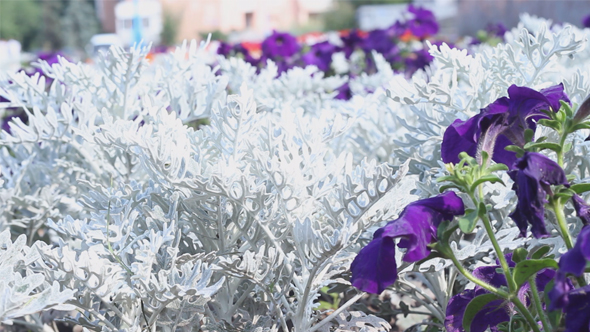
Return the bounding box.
[441,84,570,166]
[261,31,300,59]
[445,288,509,332]
[407,5,439,38]
[562,284,590,332]
[573,195,590,225]
[509,152,568,238]
[559,225,590,276]
[350,236,398,294]
[350,192,464,293]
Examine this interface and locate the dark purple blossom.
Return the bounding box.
[573,195,590,226]
[406,5,439,38]
[362,29,401,64]
[216,41,233,57]
[441,84,570,166]
[261,30,300,59]
[446,254,556,332]
[486,23,507,38]
[350,192,464,294]
[302,41,338,72]
[445,287,509,332]
[509,152,569,238]
[335,82,352,101]
[341,29,365,58]
[583,15,590,29]
[549,226,590,331]
[559,285,590,332]
[404,48,434,77]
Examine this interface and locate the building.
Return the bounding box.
[159,0,333,42]
[115,0,163,46]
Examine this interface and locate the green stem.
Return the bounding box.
[529,276,551,332]
[472,189,517,293]
[481,212,517,292]
[437,243,542,332]
[436,243,507,297]
[557,129,567,168]
[551,199,575,250]
[512,297,543,332]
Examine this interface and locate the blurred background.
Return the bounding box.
[2,0,590,69]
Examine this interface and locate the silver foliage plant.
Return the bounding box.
[2,14,590,332]
[0,39,410,331]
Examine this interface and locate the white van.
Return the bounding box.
[87,34,124,57]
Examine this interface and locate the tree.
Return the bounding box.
[344,0,410,9]
[322,0,410,31]
[0,0,42,50]
[161,10,180,46]
[37,0,68,50]
[61,0,100,53]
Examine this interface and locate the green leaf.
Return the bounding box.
[440,184,462,193]
[530,245,551,259]
[571,183,590,194]
[470,174,505,192]
[512,248,528,263]
[436,175,456,183]
[458,209,479,233]
[487,163,509,173]
[561,100,574,118]
[537,119,561,131]
[523,142,562,153]
[504,145,526,156]
[570,122,590,132]
[513,259,559,288]
[463,293,503,332]
[524,129,535,143]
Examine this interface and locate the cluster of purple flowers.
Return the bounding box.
[350,82,590,331]
[217,5,441,99]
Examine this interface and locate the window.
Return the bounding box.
[143,18,150,28]
[124,19,133,29]
[245,12,253,28]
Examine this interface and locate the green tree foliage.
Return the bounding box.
[37,0,68,50]
[322,2,357,31]
[0,0,42,50]
[345,0,410,9]
[61,0,100,52]
[161,10,180,46]
[322,0,410,31]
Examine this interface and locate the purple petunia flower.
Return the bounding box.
[341,29,365,59]
[350,192,464,294]
[446,254,556,332]
[302,41,338,72]
[558,284,590,332]
[486,23,507,38]
[445,288,509,332]
[441,84,570,166]
[261,30,300,59]
[509,152,569,238]
[362,28,401,64]
[549,226,590,331]
[406,5,439,38]
[335,81,352,101]
[216,41,233,57]
[404,48,434,77]
[572,195,590,225]
[583,15,590,29]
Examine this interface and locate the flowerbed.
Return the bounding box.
[1,9,590,332]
